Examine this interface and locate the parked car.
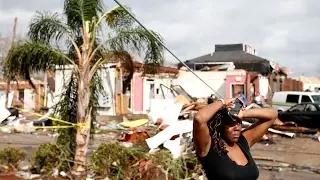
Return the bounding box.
[278,103,320,129]
[272,91,320,112]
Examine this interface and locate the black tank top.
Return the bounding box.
[198,134,259,180]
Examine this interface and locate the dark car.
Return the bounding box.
[278,103,320,129]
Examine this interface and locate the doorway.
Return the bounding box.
[231,84,245,98]
[143,79,155,111]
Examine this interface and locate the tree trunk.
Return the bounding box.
[73,21,94,175]
[5,18,17,108]
[73,70,92,174]
[5,79,10,108]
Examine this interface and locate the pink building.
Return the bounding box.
[129,62,179,113]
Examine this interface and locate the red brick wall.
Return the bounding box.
[272,78,303,92]
[247,72,260,103]
[246,74,251,103]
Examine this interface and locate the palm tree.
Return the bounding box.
[4,0,164,174]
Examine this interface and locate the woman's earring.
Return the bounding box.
[218,132,220,137]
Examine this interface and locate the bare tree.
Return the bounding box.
[0,34,11,67]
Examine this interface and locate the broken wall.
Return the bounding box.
[175,70,246,99]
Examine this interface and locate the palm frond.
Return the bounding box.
[28,11,70,46]
[64,0,104,30]
[113,51,134,93]
[105,6,135,30]
[4,41,70,86]
[108,26,164,71]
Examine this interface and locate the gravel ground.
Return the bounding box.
[0,133,319,180]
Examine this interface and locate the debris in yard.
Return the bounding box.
[255,158,320,175]
[312,131,320,142]
[145,120,193,156]
[0,165,16,174]
[15,171,41,179]
[0,107,12,124]
[137,95,312,158]
[261,134,272,141]
[0,118,36,134]
[96,120,118,130]
[258,134,275,145]
[148,99,183,125]
[274,118,284,125]
[119,119,149,128]
[272,125,318,134]
[119,130,150,143]
[242,121,296,138]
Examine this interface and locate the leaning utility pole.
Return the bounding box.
[5,17,17,108]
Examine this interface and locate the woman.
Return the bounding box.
[193,98,278,180]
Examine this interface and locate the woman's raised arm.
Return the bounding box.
[193,99,233,157]
[242,108,278,147]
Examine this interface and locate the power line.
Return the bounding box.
[113,0,222,98]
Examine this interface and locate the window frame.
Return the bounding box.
[286,94,299,103]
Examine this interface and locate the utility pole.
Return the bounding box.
[5,17,17,108]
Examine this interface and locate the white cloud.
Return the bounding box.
[262,29,289,50]
[1,0,320,76]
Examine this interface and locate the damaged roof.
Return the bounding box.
[179,44,272,73]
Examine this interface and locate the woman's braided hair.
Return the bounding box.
[207,97,229,156]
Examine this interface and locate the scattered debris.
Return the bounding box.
[312,131,320,142]
[242,121,296,138]
[1,89,319,179]
[119,119,149,128]
[272,125,318,134]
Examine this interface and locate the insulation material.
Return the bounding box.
[259,77,269,98]
[145,120,193,150]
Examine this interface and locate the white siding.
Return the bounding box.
[175,70,246,99]
[53,65,117,116]
[24,89,35,110]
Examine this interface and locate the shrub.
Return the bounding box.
[90,142,146,179]
[32,143,71,174]
[141,150,182,180]
[0,147,26,168]
[90,142,204,180]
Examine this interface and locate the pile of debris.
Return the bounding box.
[0,107,53,134]
[95,94,206,158]
[95,93,320,159]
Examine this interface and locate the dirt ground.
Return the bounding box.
[252,135,320,180]
[0,133,319,180]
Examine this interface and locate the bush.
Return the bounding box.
[90,142,146,179]
[141,150,204,180]
[0,147,26,168]
[141,150,181,180]
[90,143,204,180]
[32,143,71,174]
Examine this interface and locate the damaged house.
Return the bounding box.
[53,61,178,116]
[177,43,301,103]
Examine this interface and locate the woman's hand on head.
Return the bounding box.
[224,98,235,109]
[233,107,246,119]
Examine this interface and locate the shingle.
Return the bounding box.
[185,51,268,63]
[180,51,271,73]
